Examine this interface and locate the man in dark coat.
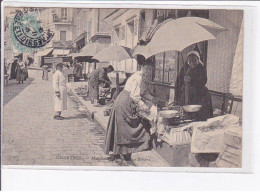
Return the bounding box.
[73,59,83,82]
[88,65,114,105]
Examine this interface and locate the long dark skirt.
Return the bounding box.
[16,69,24,82]
[104,90,151,155]
[181,85,213,121]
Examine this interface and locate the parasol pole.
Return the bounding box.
[181,51,189,105]
[116,72,120,96]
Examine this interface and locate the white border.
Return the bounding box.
[1,0,255,175]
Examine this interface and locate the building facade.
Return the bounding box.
[34,8,78,66]
[4,18,14,62]
[85,9,114,73]
[74,8,88,52]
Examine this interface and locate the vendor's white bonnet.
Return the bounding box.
[187,51,204,66]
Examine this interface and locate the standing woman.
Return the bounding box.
[182,51,213,121]
[10,59,18,79]
[104,56,155,161]
[23,59,29,81]
[53,63,67,120]
[16,59,25,84]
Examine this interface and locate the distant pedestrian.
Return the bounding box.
[10,59,18,79]
[16,59,25,84]
[53,63,67,120]
[23,60,29,80]
[73,59,83,82]
[42,65,49,80]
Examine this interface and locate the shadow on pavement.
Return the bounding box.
[63,113,90,120]
[3,77,35,106]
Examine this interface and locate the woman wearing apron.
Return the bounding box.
[104,56,155,161]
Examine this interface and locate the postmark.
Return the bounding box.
[12,10,54,48]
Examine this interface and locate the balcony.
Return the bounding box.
[52,15,73,24]
[52,40,74,49]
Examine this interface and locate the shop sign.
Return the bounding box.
[44,57,63,63]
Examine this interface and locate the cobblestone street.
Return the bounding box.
[2,70,169,167]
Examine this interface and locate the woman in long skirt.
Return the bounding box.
[104,57,154,161]
[181,51,213,121]
[16,60,25,84]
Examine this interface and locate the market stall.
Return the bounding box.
[131,17,242,167]
[139,106,242,167]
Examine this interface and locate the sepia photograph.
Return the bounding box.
[2,5,244,169]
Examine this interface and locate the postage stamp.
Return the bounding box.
[8,9,54,53]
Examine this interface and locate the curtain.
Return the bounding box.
[229,18,243,97]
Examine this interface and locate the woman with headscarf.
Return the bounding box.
[180,51,213,121]
[104,56,156,161]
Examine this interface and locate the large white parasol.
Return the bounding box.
[133,17,226,58]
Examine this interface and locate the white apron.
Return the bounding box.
[53,70,67,112]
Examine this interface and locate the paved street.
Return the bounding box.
[2,69,169,167]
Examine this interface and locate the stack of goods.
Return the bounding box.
[75,87,89,96]
[216,126,242,168]
[191,114,240,154]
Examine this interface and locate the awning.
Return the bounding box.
[36,48,54,56]
[102,9,128,22]
[52,49,70,56]
[74,31,87,43]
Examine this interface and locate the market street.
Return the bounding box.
[2,70,169,167]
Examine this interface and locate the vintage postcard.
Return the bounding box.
[1,2,245,170]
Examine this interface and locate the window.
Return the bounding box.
[120,26,125,40]
[139,11,146,37]
[114,27,120,37]
[61,8,68,20]
[88,19,92,40]
[82,16,86,31]
[127,19,138,36]
[134,19,138,36]
[154,51,178,83]
[77,18,80,35]
[60,31,66,41]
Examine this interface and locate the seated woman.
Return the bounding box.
[104,56,155,161]
[178,51,213,121]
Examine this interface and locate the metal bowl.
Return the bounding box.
[183,105,202,112]
[160,110,179,118]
